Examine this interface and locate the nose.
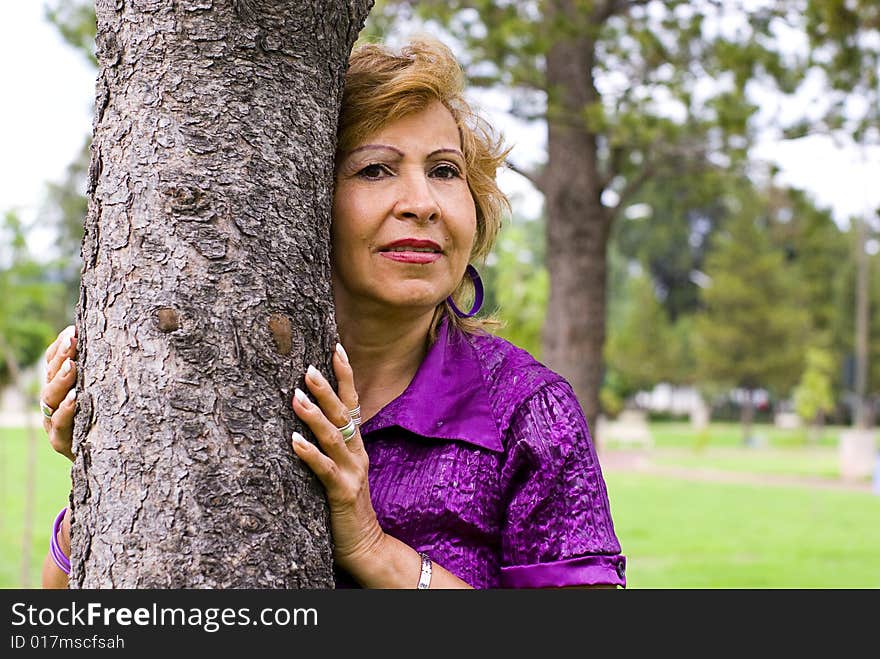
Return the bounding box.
[393,171,441,223]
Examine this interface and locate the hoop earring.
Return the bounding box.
[447,264,484,318]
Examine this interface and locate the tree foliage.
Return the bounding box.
[693,184,810,395]
[481,215,548,359]
[0,212,66,386]
[793,345,835,424]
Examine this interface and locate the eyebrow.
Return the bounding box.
[348,144,403,157]
[346,144,464,160]
[428,148,465,159]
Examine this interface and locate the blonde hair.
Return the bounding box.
[337,37,511,341]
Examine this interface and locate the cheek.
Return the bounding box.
[452,197,478,257]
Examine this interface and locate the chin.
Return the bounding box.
[380,286,448,311]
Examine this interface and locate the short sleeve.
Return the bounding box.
[499,380,626,588]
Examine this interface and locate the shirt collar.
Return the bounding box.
[360,317,504,452]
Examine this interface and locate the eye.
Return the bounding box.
[430,163,462,179]
[357,163,393,179]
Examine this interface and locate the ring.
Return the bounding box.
[337,417,357,442]
[348,405,361,426]
[40,399,55,419]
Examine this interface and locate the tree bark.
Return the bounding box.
[541,0,612,435]
[70,0,372,588]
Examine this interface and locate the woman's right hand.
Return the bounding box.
[40,325,78,462]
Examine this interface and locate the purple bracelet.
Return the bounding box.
[50,507,71,575]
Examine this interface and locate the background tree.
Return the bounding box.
[69,0,372,588]
[481,214,548,359]
[604,271,677,399]
[693,184,809,442]
[0,211,67,386]
[613,163,735,323]
[799,0,880,427]
[793,346,836,442]
[830,220,880,425]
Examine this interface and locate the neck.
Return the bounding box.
[334,297,440,422]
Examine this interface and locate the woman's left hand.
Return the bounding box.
[290,343,385,575]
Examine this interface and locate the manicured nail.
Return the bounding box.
[61,359,72,376]
[65,388,77,404]
[292,431,308,447]
[306,364,322,382]
[335,342,349,365]
[62,327,75,350]
[294,388,309,405]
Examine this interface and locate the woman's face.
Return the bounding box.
[331,100,477,317]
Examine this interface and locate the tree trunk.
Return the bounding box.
[70,0,372,588]
[741,390,755,446]
[854,216,869,429]
[541,2,611,436]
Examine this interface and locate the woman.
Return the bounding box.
[40,37,626,589]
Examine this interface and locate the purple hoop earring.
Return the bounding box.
[447,264,484,318]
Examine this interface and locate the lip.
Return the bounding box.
[377,238,443,265]
[379,252,442,264]
[379,238,443,252]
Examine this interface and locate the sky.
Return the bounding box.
[1,4,96,236]
[1,3,878,252]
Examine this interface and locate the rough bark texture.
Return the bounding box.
[541,0,611,436]
[70,0,372,588]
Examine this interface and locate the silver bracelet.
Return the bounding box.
[417,552,432,590]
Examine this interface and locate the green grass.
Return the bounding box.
[0,426,73,589]
[604,471,880,588]
[1,422,878,589]
[651,448,844,480]
[635,420,842,449]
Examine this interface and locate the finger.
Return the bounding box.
[44,325,73,366]
[291,431,340,488]
[48,388,77,462]
[292,386,357,461]
[46,328,78,383]
[333,343,360,419]
[304,364,352,428]
[304,364,362,451]
[42,357,77,412]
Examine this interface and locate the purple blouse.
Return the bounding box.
[336,317,626,589]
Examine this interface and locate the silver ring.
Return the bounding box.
[348,405,361,426]
[337,417,357,442]
[40,399,55,419]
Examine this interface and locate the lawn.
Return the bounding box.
[604,471,880,588]
[0,426,72,589]
[2,421,878,589]
[630,420,843,449]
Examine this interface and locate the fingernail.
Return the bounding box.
[306,364,322,382]
[61,359,72,376]
[335,342,349,365]
[294,388,309,405]
[65,388,77,404]
[292,431,308,447]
